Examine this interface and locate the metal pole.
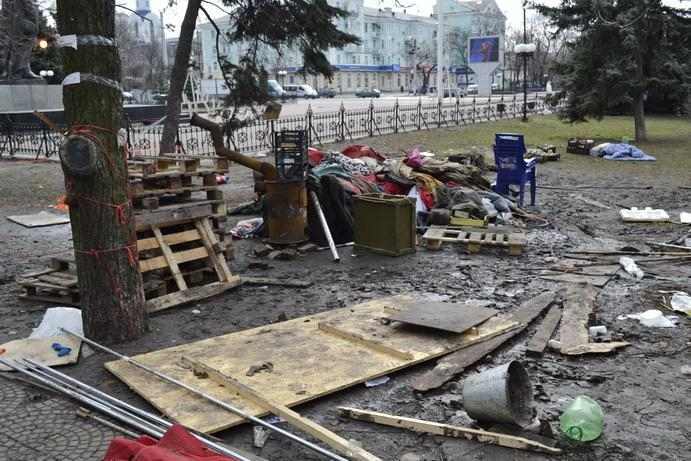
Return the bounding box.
[18,359,248,461]
[522,3,528,122]
[436,0,444,102]
[59,329,348,461]
[310,191,340,263]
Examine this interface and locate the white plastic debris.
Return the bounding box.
[30,307,83,338]
[618,310,678,328]
[680,212,691,224]
[619,207,670,222]
[589,326,607,337]
[365,376,390,387]
[253,426,270,448]
[670,292,691,316]
[619,257,644,280]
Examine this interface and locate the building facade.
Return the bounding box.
[197,0,505,94]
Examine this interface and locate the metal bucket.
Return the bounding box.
[264,179,307,245]
[462,361,534,427]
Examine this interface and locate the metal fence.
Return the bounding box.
[1,93,559,159]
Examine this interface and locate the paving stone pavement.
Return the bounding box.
[0,377,117,461]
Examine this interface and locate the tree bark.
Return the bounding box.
[57,0,146,342]
[633,93,647,142]
[159,0,202,154]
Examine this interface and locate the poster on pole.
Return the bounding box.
[468,36,500,63]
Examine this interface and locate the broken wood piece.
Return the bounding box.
[145,281,240,313]
[152,226,188,291]
[412,291,559,392]
[387,301,497,334]
[559,284,598,353]
[182,357,382,461]
[241,277,312,288]
[337,407,562,455]
[318,322,415,360]
[526,306,562,357]
[548,340,630,355]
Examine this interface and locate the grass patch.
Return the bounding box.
[328,115,691,187]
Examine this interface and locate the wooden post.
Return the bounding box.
[57,0,146,342]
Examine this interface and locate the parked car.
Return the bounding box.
[467,84,479,95]
[282,84,318,99]
[267,79,286,98]
[318,87,337,98]
[151,93,167,104]
[355,88,381,98]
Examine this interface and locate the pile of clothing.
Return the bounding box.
[307,145,507,245]
[590,143,656,161]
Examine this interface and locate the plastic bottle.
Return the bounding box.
[559,396,604,442]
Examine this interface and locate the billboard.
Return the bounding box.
[468,36,500,64]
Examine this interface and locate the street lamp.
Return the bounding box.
[516,2,535,122]
[38,39,49,49]
[39,70,54,78]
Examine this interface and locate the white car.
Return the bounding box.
[283,84,319,99]
[467,84,479,95]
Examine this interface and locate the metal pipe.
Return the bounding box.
[24,358,172,429]
[77,407,141,438]
[60,328,348,461]
[4,359,251,461]
[309,191,340,262]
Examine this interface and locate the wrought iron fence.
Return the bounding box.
[1,93,559,159]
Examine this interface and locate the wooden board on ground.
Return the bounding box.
[412,290,559,392]
[7,211,70,228]
[525,305,562,357]
[338,407,561,455]
[387,301,497,334]
[241,277,312,288]
[105,296,518,434]
[539,261,618,288]
[559,284,598,353]
[0,336,82,371]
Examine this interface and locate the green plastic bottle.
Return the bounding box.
[559,396,604,442]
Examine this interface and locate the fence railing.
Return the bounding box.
[1,93,559,159]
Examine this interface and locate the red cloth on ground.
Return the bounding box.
[308,147,325,166]
[377,179,408,195]
[341,144,386,162]
[420,189,435,209]
[102,424,238,461]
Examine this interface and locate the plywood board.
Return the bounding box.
[525,306,562,357]
[0,336,82,372]
[7,211,70,228]
[387,301,497,334]
[106,296,517,434]
[559,284,598,352]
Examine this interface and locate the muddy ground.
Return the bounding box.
[0,136,689,461]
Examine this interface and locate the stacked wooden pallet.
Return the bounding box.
[422,225,527,256]
[18,156,241,312]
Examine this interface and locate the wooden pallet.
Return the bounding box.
[422,226,527,255]
[18,267,80,306]
[128,156,229,176]
[137,217,240,312]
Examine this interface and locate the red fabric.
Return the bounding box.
[377,179,407,195]
[308,147,325,166]
[420,189,435,209]
[341,145,386,162]
[102,424,238,461]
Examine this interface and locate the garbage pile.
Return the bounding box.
[305,144,518,246]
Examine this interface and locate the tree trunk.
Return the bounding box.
[633,93,647,142]
[57,0,146,342]
[160,0,202,153]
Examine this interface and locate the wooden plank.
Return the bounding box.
[196,218,233,282]
[139,247,209,273]
[241,277,312,288]
[559,284,598,353]
[318,322,415,361]
[135,203,214,230]
[181,358,382,461]
[412,290,559,392]
[549,340,630,355]
[105,296,519,433]
[387,301,497,334]
[540,273,613,288]
[525,306,562,357]
[133,185,218,199]
[37,274,79,288]
[338,407,561,455]
[152,226,188,291]
[19,268,57,279]
[145,280,240,313]
[137,229,202,252]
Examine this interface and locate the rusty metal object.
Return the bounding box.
[265,180,307,245]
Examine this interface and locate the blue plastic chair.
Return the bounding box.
[492,133,537,207]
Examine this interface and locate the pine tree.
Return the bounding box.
[536,0,691,141]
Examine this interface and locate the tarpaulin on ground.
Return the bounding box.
[102,424,239,461]
[590,143,656,161]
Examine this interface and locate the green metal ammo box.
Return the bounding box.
[353,193,416,256]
